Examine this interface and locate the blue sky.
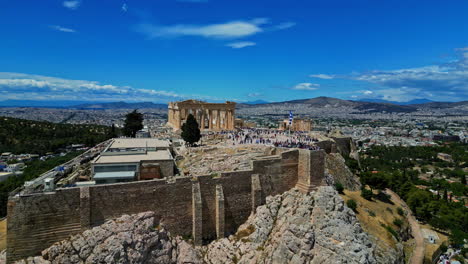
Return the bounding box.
[1,0,468,103]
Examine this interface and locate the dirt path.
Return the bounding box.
[0,218,6,251]
[385,189,424,264]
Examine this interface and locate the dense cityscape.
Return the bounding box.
[0,98,466,263]
[2,0,468,263]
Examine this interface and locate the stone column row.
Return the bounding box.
[173,107,235,131]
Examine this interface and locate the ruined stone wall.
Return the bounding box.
[6,149,322,263]
[7,189,81,262]
[331,137,354,157]
[157,159,175,178]
[88,177,194,234]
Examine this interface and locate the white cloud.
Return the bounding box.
[136,19,266,39]
[309,74,334,79]
[292,83,319,91]
[363,90,373,95]
[0,72,186,102]
[63,0,81,10]
[135,18,294,41]
[50,25,76,33]
[122,3,128,12]
[317,47,468,101]
[273,22,296,30]
[226,41,256,49]
[247,92,262,97]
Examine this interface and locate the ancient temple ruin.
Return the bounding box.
[168,100,236,131]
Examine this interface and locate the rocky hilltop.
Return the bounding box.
[1,149,406,264]
[201,186,376,264]
[6,186,404,264]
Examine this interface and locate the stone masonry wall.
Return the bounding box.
[6,149,323,263]
[7,189,81,262]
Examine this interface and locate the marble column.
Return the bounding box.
[168,109,172,124]
[201,111,205,130]
[209,110,213,130]
[227,110,232,130]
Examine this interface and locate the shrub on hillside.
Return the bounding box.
[397,207,405,216]
[335,182,344,194]
[361,188,373,201]
[346,199,357,213]
[375,190,393,204]
[393,218,403,228]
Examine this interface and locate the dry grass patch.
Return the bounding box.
[235,224,255,241]
[0,219,6,250]
[340,190,408,250]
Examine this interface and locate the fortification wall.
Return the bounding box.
[7,189,81,262]
[331,137,354,157]
[88,177,194,235]
[7,149,323,263]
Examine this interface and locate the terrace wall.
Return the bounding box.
[7,149,325,263]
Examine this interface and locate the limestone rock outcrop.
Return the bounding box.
[325,153,361,191]
[201,186,376,264]
[10,187,402,264]
[11,212,201,264]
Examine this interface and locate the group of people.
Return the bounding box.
[222,128,321,150]
[438,247,462,264]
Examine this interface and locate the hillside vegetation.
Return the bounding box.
[340,190,410,262]
[355,143,468,253]
[0,116,114,155]
[0,151,84,217]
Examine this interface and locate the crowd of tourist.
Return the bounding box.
[437,247,462,264]
[216,128,321,150]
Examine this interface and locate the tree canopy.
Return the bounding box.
[0,116,113,155]
[181,114,201,146]
[359,143,468,247]
[123,110,144,137]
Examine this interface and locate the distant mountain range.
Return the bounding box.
[237,96,468,113]
[358,98,434,105]
[1,97,467,113]
[243,100,270,105]
[71,101,167,109]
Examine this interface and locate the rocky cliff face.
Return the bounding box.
[5,149,406,264]
[8,187,396,264]
[326,153,362,191]
[8,212,201,264]
[202,186,376,264]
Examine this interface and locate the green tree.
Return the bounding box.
[450,182,466,196]
[123,110,143,137]
[460,174,467,185]
[361,188,373,200]
[108,124,118,138]
[181,114,201,146]
[346,199,357,213]
[335,182,344,194]
[450,229,467,247]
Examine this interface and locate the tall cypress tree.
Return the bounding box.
[181,114,201,146]
[123,110,144,137]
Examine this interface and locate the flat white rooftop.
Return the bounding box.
[94,171,135,180]
[109,138,170,149]
[93,150,173,164]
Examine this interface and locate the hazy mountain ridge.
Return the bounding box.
[237,96,468,113]
[72,101,167,109]
[358,98,434,105]
[1,97,467,113]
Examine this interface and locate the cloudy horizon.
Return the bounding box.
[1,0,468,104]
